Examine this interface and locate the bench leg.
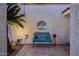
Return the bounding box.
[49,42,52,46]
[32,42,34,47]
[49,42,51,45]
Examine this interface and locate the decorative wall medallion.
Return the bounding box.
[37,21,47,30]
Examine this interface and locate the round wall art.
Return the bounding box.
[37,20,47,30]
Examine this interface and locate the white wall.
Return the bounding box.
[8,25,14,43]
[11,4,70,44]
[0,4,7,55]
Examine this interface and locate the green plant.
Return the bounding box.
[7,3,26,55]
[7,3,26,28]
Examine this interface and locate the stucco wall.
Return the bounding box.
[0,4,7,56]
[10,4,70,44]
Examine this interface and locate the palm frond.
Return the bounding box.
[7,3,26,28]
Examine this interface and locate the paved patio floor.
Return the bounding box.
[16,44,70,56]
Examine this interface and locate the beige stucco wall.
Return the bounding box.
[10,4,70,44]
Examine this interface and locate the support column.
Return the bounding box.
[70,4,79,56]
[0,4,7,56]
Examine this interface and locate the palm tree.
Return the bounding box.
[7,3,26,55]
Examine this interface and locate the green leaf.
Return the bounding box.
[7,3,26,28]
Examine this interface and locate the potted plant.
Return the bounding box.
[7,3,26,55]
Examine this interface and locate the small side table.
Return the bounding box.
[53,34,57,47]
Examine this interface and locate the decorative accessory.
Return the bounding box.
[37,21,47,30]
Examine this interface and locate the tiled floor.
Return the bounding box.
[10,44,24,56]
[16,44,70,56]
